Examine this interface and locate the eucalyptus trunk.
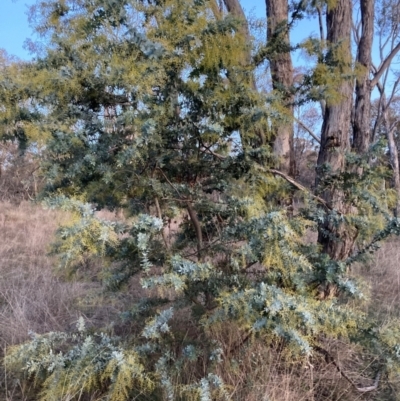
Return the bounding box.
[387,125,400,216]
[265,0,295,178]
[381,101,400,216]
[353,0,374,154]
[316,0,356,264]
[222,0,251,46]
[222,0,257,91]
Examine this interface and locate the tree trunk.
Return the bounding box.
[221,0,268,148]
[387,124,400,216]
[223,0,251,46]
[316,0,355,263]
[352,0,374,154]
[265,0,294,178]
[380,95,400,216]
[222,0,256,88]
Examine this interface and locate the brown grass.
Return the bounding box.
[0,202,88,348]
[0,202,106,400]
[208,326,382,401]
[361,237,400,322]
[1,202,400,400]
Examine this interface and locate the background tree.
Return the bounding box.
[0,50,45,201]
[265,0,295,183]
[371,0,400,215]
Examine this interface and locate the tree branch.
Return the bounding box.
[371,41,400,88]
[386,75,400,109]
[267,168,333,211]
[157,167,182,198]
[295,117,321,144]
[200,144,227,160]
[317,5,325,42]
[186,202,204,261]
[314,346,381,393]
[225,331,252,358]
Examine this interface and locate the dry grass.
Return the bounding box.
[209,326,381,401]
[1,202,400,400]
[0,202,87,348]
[361,237,400,322]
[0,202,148,400]
[0,202,111,400]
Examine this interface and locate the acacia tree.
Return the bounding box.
[5,1,400,400]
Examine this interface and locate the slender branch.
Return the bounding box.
[188,294,203,308]
[182,238,225,259]
[225,331,252,358]
[314,346,381,393]
[352,20,360,45]
[372,74,384,141]
[267,168,333,211]
[244,261,258,270]
[314,346,355,387]
[386,76,400,109]
[200,142,227,160]
[380,31,392,61]
[157,168,204,259]
[157,168,182,198]
[317,5,325,42]
[371,41,400,88]
[186,202,204,261]
[161,197,196,203]
[295,117,321,144]
[375,77,400,134]
[154,197,170,250]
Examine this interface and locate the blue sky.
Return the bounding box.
[0,0,37,59]
[0,1,318,60]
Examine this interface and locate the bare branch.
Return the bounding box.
[386,75,400,108]
[267,168,333,211]
[187,202,204,261]
[352,19,361,45]
[294,117,321,144]
[200,143,227,160]
[371,41,400,87]
[317,5,325,41]
[314,346,381,394]
[157,168,182,198]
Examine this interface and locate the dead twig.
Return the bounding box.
[314,346,381,393]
